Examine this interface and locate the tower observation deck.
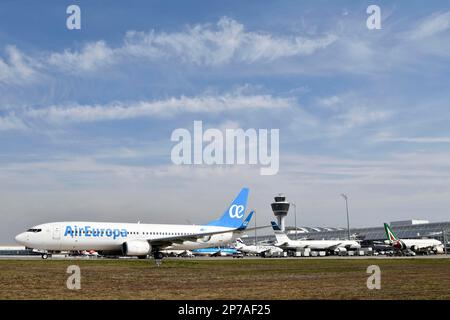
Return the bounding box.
[271,194,290,231]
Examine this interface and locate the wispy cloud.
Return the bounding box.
[0,114,27,131]
[48,41,115,72]
[374,133,450,143]
[124,17,337,65]
[407,11,450,40]
[47,17,337,72]
[0,46,38,85]
[26,90,294,123]
[313,93,394,138]
[339,108,392,129]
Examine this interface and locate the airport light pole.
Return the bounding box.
[443,229,448,255]
[254,210,257,246]
[291,202,297,240]
[341,194,351,240]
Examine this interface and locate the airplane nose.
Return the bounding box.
[15,233,26,245]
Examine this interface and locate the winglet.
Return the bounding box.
[237,211,254,230]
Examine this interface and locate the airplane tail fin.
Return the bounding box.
[271,221,291,244]
[206,188,249,229]
[384,223,399,242]
[236,211,254,231]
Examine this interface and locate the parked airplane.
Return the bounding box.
[15,188,253,261]
[160,249,194,258]
[233,238,283,256]
[271,221,360,253]
[77,249,98,257]
[191,247,239,257]
[383,223,444,254]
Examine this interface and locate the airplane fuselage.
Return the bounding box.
[390,238,444,253]
[15,221,237,253]
[235,244,283,254]
[279,239,361,251]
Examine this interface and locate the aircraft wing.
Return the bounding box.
[325,243,342,250]
[238,225,271,232]
[147,229,236,248]
[149,210,256,248]
[210,250,223,257]
[275,241,289,248]
[257,247,274,254]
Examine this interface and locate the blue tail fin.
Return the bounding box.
[237,211,254,230]
[206,188,249,228]
[271,221,281,231]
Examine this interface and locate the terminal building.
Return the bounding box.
[244,193,450,249]
[0,246,40,256]
[244,220,450,248]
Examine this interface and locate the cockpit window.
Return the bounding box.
[26,228,42,233]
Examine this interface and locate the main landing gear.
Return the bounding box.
[153,251,164,266]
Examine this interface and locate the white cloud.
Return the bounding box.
[374,133,450,143]
[45,17,337,72]
[313,93,394,137]
[123,17,337,65]
[0,114,27,131]
[0,46,37,84]
[27,91,294,123]
[282,152,450,185]
[407,11,450,40]
[339,108,392,129]
[48,41,115,72]
[316,95,342,109]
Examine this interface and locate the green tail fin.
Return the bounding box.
[384,223,399,242]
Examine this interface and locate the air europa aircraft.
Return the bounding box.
[15,188,253,261]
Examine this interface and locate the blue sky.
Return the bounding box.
[1,1,450,242]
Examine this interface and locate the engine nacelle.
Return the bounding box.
[410,245,418,252]
[434,246,444,254]
[122,240,151,256]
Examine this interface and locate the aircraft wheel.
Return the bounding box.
[41,253,48,260]
[154,252,164,260]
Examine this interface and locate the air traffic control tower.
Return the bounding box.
[271,194,290,231]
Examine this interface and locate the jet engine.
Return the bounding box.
[122,240,151,256]
[434,246,444,254]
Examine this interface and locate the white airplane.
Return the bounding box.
[191,247,239,257]
[78,249,99,257]
[15,188,254,261]
[233,238,283,256]
[160,249,194,258]
[271,221,361,253]
[384,223,444,254]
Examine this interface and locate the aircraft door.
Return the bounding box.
[53,225,61,240]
